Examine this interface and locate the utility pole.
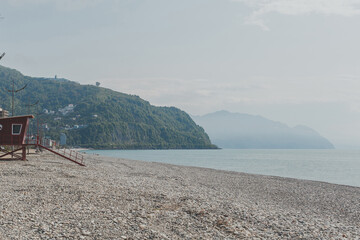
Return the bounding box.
[6,80,27,117]
[2,52,28,116]
[25,100,39,149]
[25,99,39,114]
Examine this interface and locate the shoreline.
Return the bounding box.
[82,149,360,188]
[0,153,359,239]
[117,154,360,189]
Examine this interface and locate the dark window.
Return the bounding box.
[12,124,22,135]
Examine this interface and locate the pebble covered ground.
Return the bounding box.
[0,152,359,239]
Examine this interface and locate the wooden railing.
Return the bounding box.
[54,147,85,166]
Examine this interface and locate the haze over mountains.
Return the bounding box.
[0,64,336,150]
[192,111,334,149]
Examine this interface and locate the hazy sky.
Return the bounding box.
[1,0,360,148]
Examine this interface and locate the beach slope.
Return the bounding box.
[0,153,359,239]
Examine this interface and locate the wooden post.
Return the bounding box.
[22,146,26,161]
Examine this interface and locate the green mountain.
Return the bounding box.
[0,65,217,149]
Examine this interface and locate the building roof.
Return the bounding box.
[1,115,35,120]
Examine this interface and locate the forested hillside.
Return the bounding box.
[0,65,216,149]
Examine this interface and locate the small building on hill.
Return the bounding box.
[0,108,9,118]
[60,133,67,146]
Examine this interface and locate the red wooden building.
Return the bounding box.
[0,115,33,145]
[0,115,34,160]
[0,115,85,166]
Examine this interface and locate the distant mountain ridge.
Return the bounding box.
[192,110,334,149]
[0,65,216,149]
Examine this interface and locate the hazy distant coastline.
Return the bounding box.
[193,111,334,149]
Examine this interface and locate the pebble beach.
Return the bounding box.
[0,152,359,239]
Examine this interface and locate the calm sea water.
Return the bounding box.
[84,149,360,187]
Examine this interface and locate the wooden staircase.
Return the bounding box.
[37,144,85,166]
[24,136,86,166]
